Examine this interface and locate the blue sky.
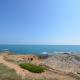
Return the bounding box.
[0,0,80,45]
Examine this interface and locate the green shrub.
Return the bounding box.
[19,63,47,73]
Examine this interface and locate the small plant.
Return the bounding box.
[19,63,47,73]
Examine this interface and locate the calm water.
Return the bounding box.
[0,45,80,55]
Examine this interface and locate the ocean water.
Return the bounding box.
[0,45,80,55]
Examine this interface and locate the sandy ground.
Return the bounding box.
[0,55,77,80]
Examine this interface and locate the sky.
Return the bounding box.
[0,0,80,45]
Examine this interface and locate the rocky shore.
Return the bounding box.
[0,52,80,80]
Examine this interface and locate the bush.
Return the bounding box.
[19,63,47,73]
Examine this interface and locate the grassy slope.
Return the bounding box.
[0,63,49,80]
[0,63,23,80]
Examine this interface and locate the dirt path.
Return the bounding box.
[0,55,77,80]
[0,56,30,78]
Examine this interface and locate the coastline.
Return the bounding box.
[0,45,80,55]
[0,51,80,80]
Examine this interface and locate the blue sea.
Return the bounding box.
[0,45,80,55]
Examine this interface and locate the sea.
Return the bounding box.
[0,45,80,55]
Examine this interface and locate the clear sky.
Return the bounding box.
[0,0,80,45]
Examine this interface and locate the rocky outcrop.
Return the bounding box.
[43,53,80,74]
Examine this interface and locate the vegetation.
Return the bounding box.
[19,63,47,73]
[0,63,23,80]
[0,63,42,80]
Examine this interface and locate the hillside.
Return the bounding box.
[0,52,80,80]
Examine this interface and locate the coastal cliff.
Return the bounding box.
[0,52,80,80]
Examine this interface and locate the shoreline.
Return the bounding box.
[0,51,80,80]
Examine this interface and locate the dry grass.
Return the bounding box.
[0,63,23,80]
[0,63,51,80]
